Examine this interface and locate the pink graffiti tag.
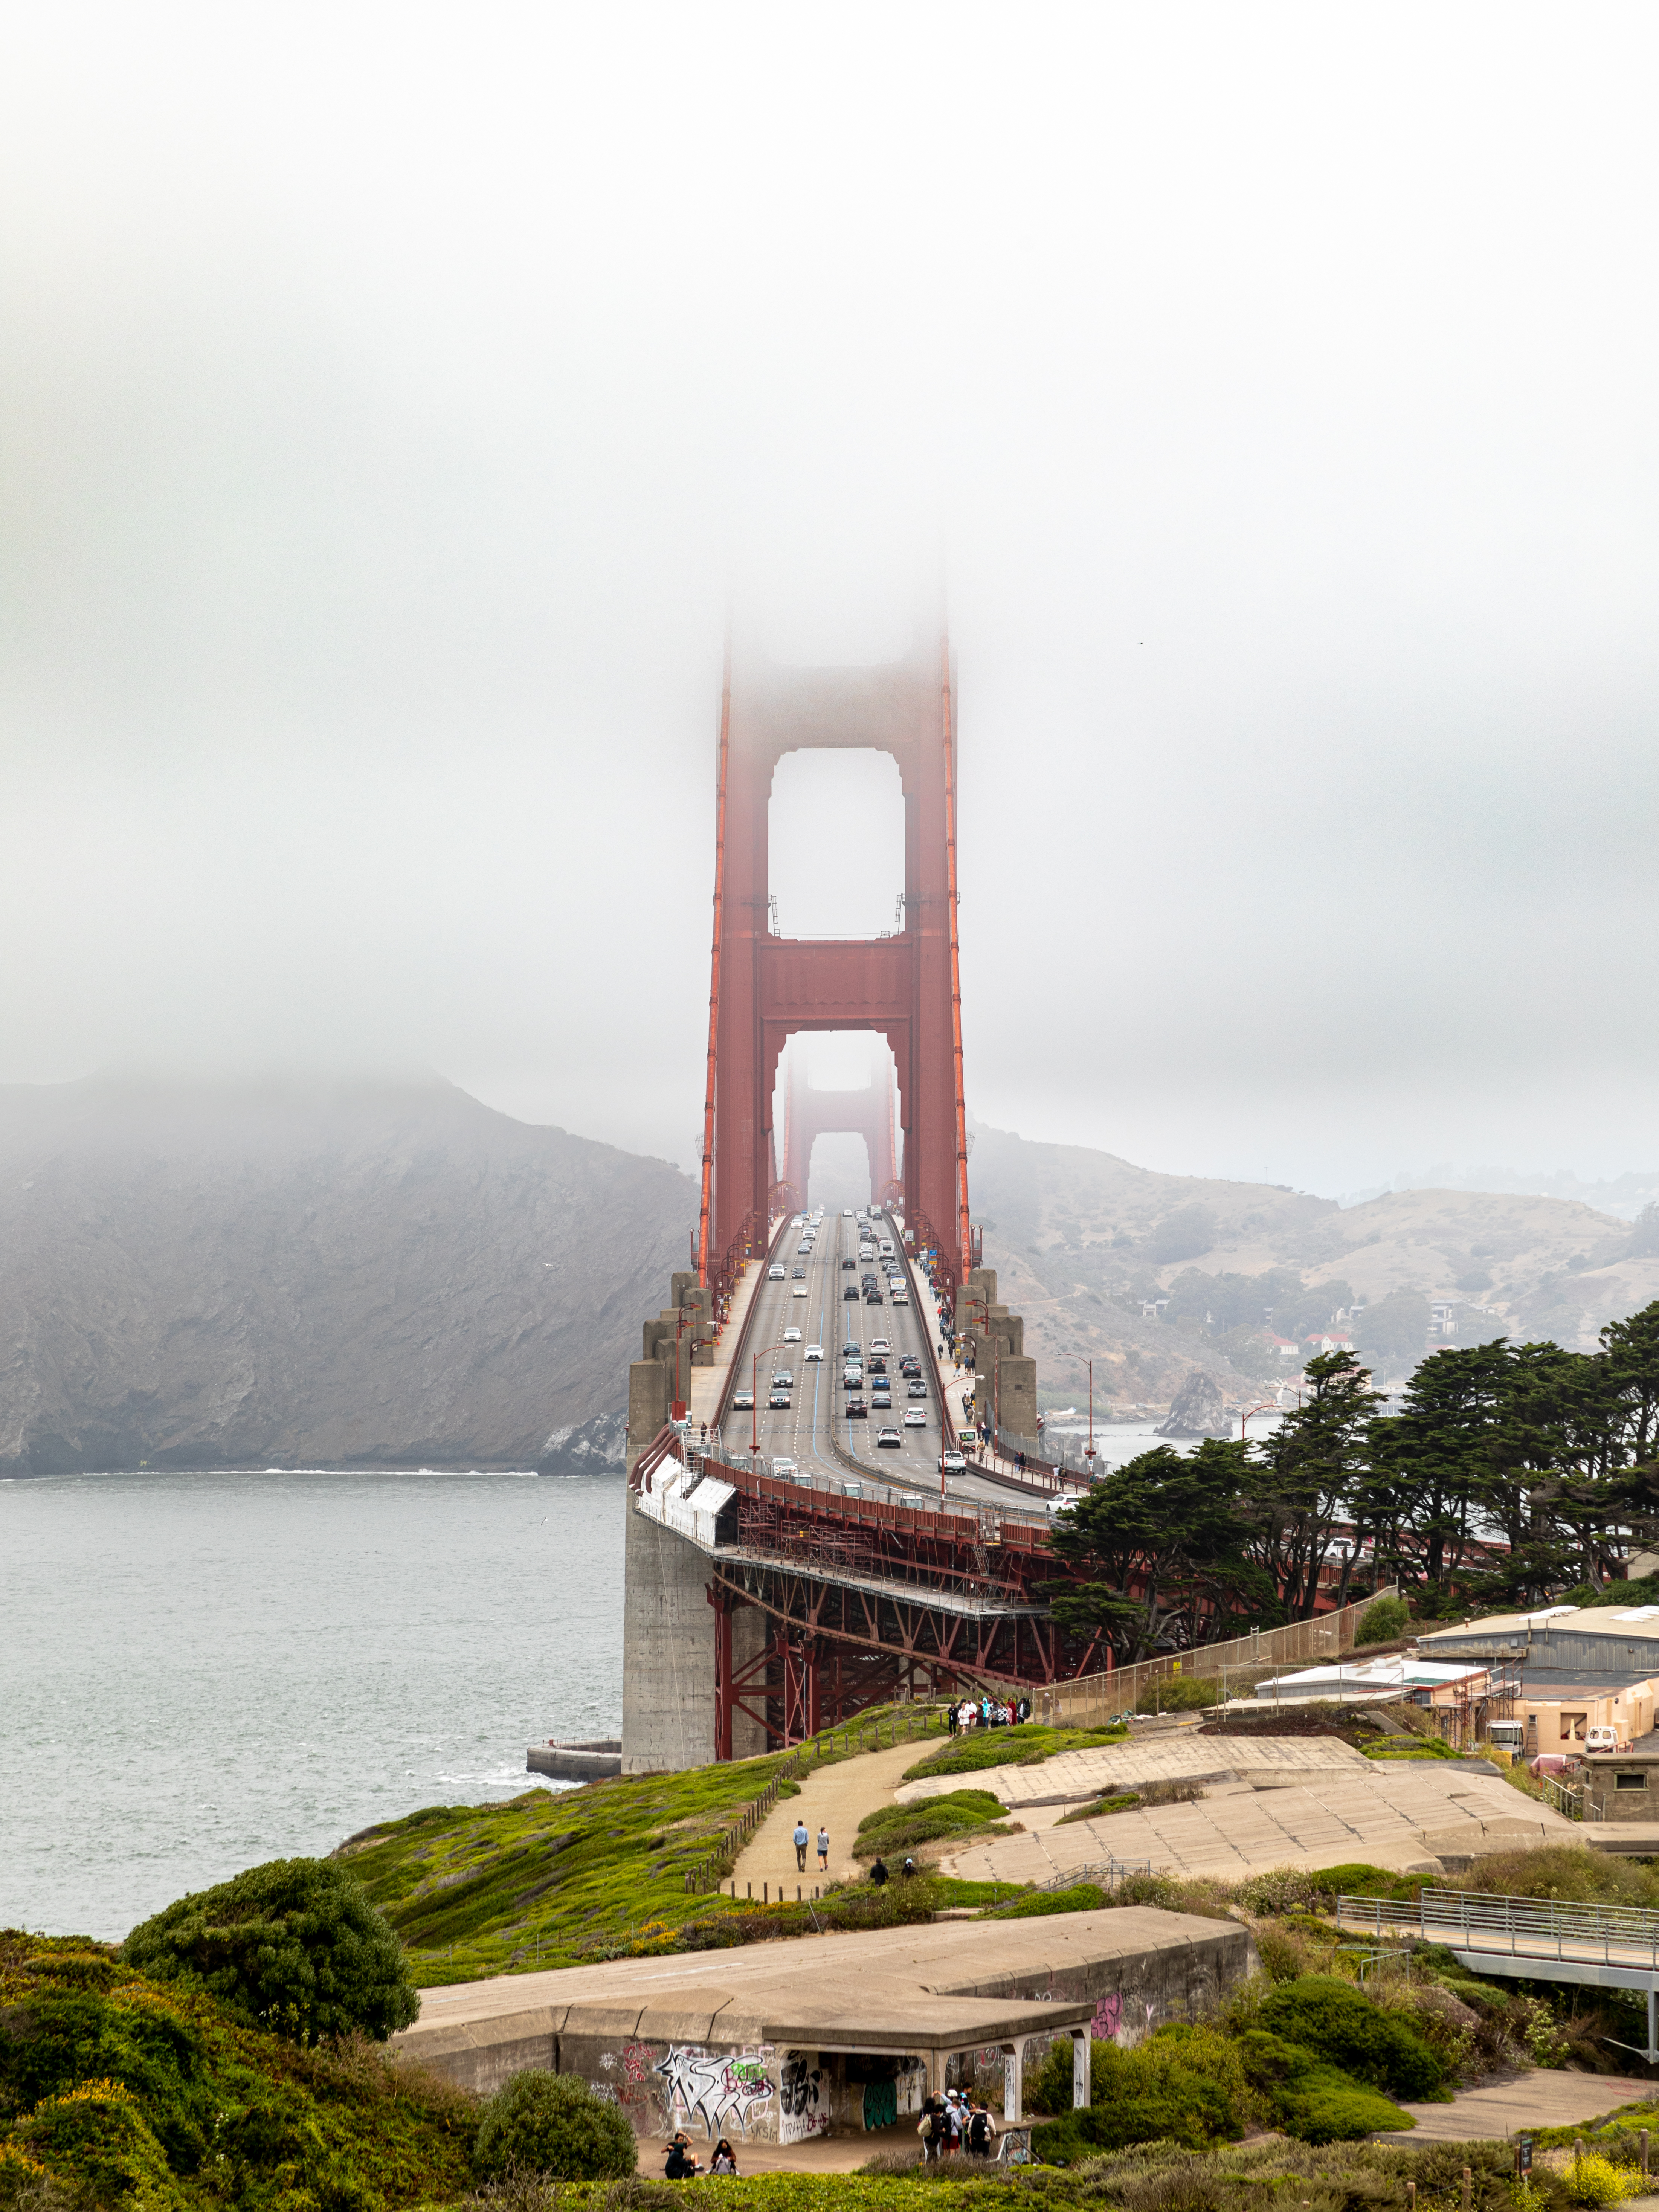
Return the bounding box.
[1091,1994,1123,2041]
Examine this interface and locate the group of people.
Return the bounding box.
[918,2090,999,2161]
[663,2132,738,2178]
[792,1819,830,1873]
[948,1696,1031,1733]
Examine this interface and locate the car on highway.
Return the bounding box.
[899,1355,921,1376]
[842,1208,854,1217]
[859,1244,875,1260]
[768,1264,786,1280]
[772,1369,794,1387]
[790,1214,803,1226]
[907,1379,927,1398]
[876,1425,902,1448]
[804,1343,823,1361]
[869,1337,890,1354]
[792,1284,809,1297]
[864,1290,882,1304]
[731,1389,754,1410]
[940,1449,967,1474]
[783,1326,801,1343]
[841,1257,856,1269]
[768,1390,790,1408]
[871,1391,892,1411]
[791,1266,806,1279]
[903,1408,927,1427]
[890,1287,910,1305]
[865,1357,886,1375]
[846,1398,867,1419]
[843,1284,859,1298]
[770,1457,798,1479]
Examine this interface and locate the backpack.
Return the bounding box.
[917,2110,936,2141]
[969,2111,991,2151]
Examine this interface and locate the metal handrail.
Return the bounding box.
[1337,1888,1659,1968]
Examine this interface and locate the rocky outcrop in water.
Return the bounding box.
[0,1075,693,1476]
[1155,1369,1231,1440]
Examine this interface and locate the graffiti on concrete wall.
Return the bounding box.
[778,2053,829,2145]
[655,2046,777,2139]
[1091,1994,1122,2041]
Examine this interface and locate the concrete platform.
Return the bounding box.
[897,1734,1370,1815]
[392,1905,1251,2143]
[1584,1825,1659,1856]
[1372,2070,1659,2143]
[940,1766,1581,1887]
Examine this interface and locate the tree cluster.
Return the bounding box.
[1046,1304,1659,1656]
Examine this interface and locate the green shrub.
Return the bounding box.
[1235,2030,1414,2142]
[853,1791,1010,1858]
[122,1856,417,2045]
[986,1882,1107,1919]
[1027,2023,1254,2154]
[1258,1976,1445,2099]
[9,2081,181,2209]
[472,2071,636,2182]
[1358,1596,1410,1644]
[1134,1675,1222,1713]
[1565,2154,1644,2207]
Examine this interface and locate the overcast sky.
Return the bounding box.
[3,3,1656,1201]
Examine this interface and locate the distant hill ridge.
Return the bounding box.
[0,1076,693,1477]
[965,1121,1659,1408]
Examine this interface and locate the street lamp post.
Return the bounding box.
[752,1351,759,1455]
[1240,1401,1276,1443]
[1085,1359,1096,1481]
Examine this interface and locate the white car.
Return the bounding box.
[869,1337,891,1354]
[790,1214,803,1226]
[768,1263,786,1280]
[770,1457,798,1480]
[792,1284,809,1298]
[843,1208,853,1217]
[903,1408,927,1428]
[803,1343,823,1362]
[783,1326,801,1343]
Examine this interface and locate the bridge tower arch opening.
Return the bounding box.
[696,632,973,1305]
[777,1034,900,1212]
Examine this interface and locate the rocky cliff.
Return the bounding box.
[0,1076,694,1476]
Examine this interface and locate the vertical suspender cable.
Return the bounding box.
[939,634,972,1285]
[696,647,732,1286]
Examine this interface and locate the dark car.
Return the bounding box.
[871,1391,892,1410]
[866,1357,887,1375]
[864,1290,882,1303]
[899,1356,921,1376]
[841,1257,856,1270]
[791,1266,806,1279]
[843,1284,860,1299]
[907,1378,927,1398]
[845,1398,868,1419]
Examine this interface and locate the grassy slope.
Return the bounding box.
[343,1751,812,1985]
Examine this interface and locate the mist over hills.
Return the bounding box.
[0,1077,693,1477]
[968,1122,1659,1408]
[3,1080,1653,1476]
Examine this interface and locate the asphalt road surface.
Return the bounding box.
[718,1207,1035,1517]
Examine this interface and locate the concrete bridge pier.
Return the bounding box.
[622,1268,765,1773]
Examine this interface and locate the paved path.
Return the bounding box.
[730,1740,922,1891]
[1374,2071,1659,2143]
[657,2120,923,2174]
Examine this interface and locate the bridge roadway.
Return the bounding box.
[713,1206,1032,1519]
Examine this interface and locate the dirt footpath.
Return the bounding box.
[729,1741,922,1893]
[1374,2071,1659,2143]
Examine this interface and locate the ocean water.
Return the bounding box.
[0,1469,624,1942]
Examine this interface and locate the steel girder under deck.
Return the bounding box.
[707,1556,1108,1751]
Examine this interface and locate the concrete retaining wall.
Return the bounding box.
[620,1501,765,1772]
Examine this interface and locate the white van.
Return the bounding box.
[879,1238,895,1258]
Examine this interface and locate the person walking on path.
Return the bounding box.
[870,1855,889,1886]
[816,1825,830,1872]
[967,2102,997,2158]
[793,1819,809,1871]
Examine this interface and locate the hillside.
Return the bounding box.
[0,1075,693,1476]
[968,1122,1659,1408]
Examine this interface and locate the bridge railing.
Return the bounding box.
[1031,1584,1398,1729]
[1337,1887,1659,1966]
